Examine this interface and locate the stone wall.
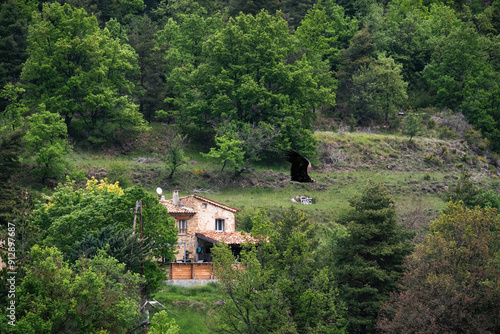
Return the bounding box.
[172,196,236,261]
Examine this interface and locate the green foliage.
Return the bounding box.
[420,5,500,151]
[0,129,26,226]
[32,178,126,254]
[68,223,165,295]
[448,170,500,209]
[0,128,24,186]
[155,8,223,126]
[378,203,500,333]
[370,0,429,84]
[337,28,376,108]
[332,181,414,333]
[165,134,188,179]
[202,133,244,175]
[148,311,180,334]
[0,83,29,131]
[227,0,283,16]
[402,113,422,142]
[106,161,132,188]
[31,178,177,260]
[152,283,220,333]
[25,104,70,180]
[0,0,31,93]
[296,0,358,70]
[423,11,483,109]
[68,224,150,268]
[212,207,346,333]
[12,245,142,334]
[21,2,147,142]
[349,54,408,124]
[335,0,377,19]
[161,10,329,155]
[98,0,146,25]
[127,14,168,121]
[118,183,178,260]
[213,121,279,173]
[283,0,318,29]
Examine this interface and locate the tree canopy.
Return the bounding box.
[378,203,500,333]
[12,245,142,334]
[212,207,346,333]
[31,178,177,260]
[21,2,147,142]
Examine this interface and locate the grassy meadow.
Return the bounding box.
[152,284,219,334]
[64,127,498,227]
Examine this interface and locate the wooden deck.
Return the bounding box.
[168,262,216,280]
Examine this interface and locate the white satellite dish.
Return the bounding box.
[156,187,163,195]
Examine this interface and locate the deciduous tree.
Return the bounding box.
[25,104,70,182]
[0,83,29,132]
[202,132,244,176]
[212,207,346,333]
[295,0,358,70]
[164,134,188,179]
[447,170,500,209]
[349,54,408,124]
[12,245,142,334]
[160,10,332,156]
[149,310,180,334]
[402,112,421,142]
[21,2,147,143]
[31,178,177,260]
[377,203,500,333]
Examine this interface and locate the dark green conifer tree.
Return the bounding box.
[0,129,25,227]
[332,181,413,334]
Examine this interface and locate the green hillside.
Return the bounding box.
[1,0,500,332]
[55,122,497,225]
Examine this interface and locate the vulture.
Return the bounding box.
[285,149,315,183]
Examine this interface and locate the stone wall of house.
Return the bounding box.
[174,233,196,262]
[180,197,236,233]
[172,196,236,262]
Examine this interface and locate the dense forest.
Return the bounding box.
[1,0,500,333]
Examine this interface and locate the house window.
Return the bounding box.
[178,219,188,235]
[215,219,224,232]
[202,203,207,209]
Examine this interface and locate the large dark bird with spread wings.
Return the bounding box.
[285,149,315,183]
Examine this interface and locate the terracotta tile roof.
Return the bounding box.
[185,194,240,213]
[160,200,196,215]
[160,194,239,214]
[196,231,259,245]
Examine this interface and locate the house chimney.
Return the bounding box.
[173,190,180,206]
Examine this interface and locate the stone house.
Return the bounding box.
[161,191,254,262]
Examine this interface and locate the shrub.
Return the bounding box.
[107,161,132,188]
[438,126,456,139]
[427,118,436,129]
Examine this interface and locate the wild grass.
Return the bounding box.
[205,169,447,226]
[152,284,219,334]
[60,125,493,226]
